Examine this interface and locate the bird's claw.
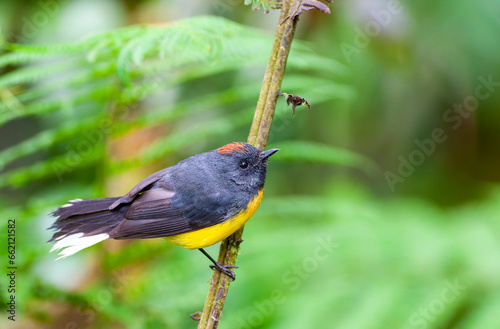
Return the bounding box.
[209,263,238,281]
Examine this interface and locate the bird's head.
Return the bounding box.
[215,142,279,190]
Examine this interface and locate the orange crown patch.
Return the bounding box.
[218,142,246,155]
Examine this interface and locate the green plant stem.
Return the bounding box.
[197,1,298,328]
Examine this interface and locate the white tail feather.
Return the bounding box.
[60,199,83,208]
[51,233,109,260]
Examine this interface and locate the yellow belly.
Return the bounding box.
[165,189,264,249]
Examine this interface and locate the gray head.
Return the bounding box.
[170,142,278,197]
[210,142,279,192]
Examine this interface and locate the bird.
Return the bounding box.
[48,142,278,280]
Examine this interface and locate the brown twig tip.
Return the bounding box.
[190,312,202,321]
[278,91,311,115]
[281,0,332,24]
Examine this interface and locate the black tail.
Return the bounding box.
[49,197,125,259]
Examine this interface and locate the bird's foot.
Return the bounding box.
[209,263,238,281]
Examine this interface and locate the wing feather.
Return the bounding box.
[107,168,241,239]
[109,187,228,239]
[109,168,171,209]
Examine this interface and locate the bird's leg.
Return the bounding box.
[199,248,237,281]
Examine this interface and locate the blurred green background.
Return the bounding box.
[1,0,500,328]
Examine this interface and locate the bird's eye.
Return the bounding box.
[239,161,249,169]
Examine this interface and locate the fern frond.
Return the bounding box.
[273,140,380,175]
[0,15,351,189]
[0,146,102,188]
[0,116,105,170]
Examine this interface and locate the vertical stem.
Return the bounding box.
[248,4,298,149]
[197,1,298,328]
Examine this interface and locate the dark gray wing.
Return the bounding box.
[109,187,189,238]
[109,168,171,210]
[108,159,246,239]
[109,185,235,239]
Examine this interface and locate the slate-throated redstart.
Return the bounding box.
[48,142,278,280]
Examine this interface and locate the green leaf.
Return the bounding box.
[272,140,379,175]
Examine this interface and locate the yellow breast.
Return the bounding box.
[165,189,264,249]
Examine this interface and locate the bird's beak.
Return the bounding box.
[260,148,279,161]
